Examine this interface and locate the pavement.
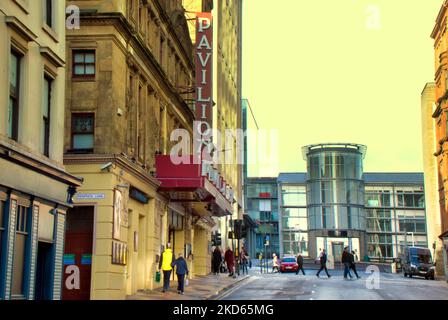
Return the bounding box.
[126,272,251,300]
[219,269,448,300]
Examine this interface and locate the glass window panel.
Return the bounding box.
[85,53,95,63]
[404,194,414,207]
[10,53,18,88]
[85,65,95,75]
[74,65,85,75]
[415,222,426,233]
[73,116,94,133]
[8,98,14,138]
[42,78,50,118]
[73,134,94,149]
[74,53,85,63]
[259,200,271,212]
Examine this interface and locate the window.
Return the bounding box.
[12,205,29,296]
[160,37,165,67]
[42,77,52,156]
[73,50,95,78]
[399,219,426,234]
[8,51,21,141]
[446,111,448,137]
[259,200,271,212]
[71,113,94,152]
[44,0,53,28]
[397,191,425,208]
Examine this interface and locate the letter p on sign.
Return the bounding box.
[198,17,211,32]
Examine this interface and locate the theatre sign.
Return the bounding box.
[194,12,214,162]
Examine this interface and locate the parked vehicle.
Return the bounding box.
[280,256,298,273]
[401,246,435,280]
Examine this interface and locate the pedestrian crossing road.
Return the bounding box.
[217,270,448,300]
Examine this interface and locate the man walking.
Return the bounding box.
[349,250,361,279]
[159,243,174,293]
[316,249,331,278]
[240,246,249,275]
[296,254,305,275]
[172,253,189,295]
[224,247,235,277]
[342,247,353,280]
[212,246,222,275]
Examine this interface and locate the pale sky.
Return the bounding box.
[243,0,443,177]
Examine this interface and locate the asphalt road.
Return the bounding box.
[217,269,448,300]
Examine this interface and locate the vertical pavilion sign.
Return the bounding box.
[195,12,213,164]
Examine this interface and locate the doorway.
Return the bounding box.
[35,241,53,300]
[62,206,94,300]
[332,242,344,263]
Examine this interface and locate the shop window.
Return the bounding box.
[12,205,29,297]
[71,113,94,152]
[72,50,95,78]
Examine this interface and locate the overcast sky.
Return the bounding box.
[243,0,442,177]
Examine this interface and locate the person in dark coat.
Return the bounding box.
[316,249,331,278]
[342,247,353,279]
[172,253,189,295]
[349,251,361,279]
[240,247,249,275]
[224,247,235,277]
[212,247,222,275]
[296,254,305,275]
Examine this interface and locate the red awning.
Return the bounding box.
[155,155,233,216]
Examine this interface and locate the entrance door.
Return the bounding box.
[62,206,94,300]
[35,241,53,300]
[332,242,344,263]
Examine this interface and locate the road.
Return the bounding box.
[217,269,448,300]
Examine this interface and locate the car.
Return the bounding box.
[401,246,435,280]
[280,256,298,273]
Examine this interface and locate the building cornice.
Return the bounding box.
[63,154,161,190]
[431,1,448,39]
[0,139,82,187]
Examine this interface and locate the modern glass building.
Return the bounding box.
[272,143,428,263]
[302,143,367,262]
[277,174,308,257]
[246,178,280,258]
[364,173,427,261]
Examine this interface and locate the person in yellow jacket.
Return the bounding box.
[158,243,174,293]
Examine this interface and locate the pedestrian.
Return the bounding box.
[158,243,174,293]
[349,250,361,279]
[316,249,331,278]
[272,253,280,273]
[296,254,305,275]
[212,246,222,275]
[172,253,189,295]
[224,247,235,277]
[240,247,249,275]
[342,247,353,280]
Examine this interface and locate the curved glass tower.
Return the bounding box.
[302,143,367,261]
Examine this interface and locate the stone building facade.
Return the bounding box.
[0,0,81,300]
[430,0,448,281]
[63,0,216,300]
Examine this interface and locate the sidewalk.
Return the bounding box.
[127,272,251,300]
